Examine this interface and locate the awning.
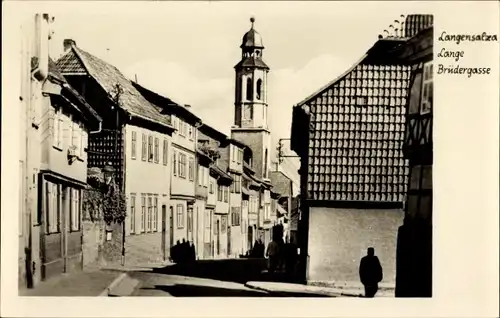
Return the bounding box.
[242,187,250,196]
[276,203,288,216]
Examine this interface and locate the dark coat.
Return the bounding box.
[359,255,383,286]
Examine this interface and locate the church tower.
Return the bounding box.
[232,17,272,181]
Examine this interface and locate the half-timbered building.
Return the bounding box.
[56,40,175,265]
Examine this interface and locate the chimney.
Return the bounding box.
[63,39,76,52]
[184,104,191,108]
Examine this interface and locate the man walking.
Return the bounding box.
[359,247,383,298]
[266,239,280,274]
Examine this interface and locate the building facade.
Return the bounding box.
[394,15,433,297]
[19,14,102,288]
[290,16,418,285]
[197,123,229,259]
[57,41,175,266]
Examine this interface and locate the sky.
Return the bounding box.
[34,1,434,192]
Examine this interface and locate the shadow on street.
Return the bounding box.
[149,258,281,284]
[141,284,271,297]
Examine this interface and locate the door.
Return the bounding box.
[248,226,253,252]
[187,207,193,242]
[161,205,167,261]
[169,206,174,249]
[216,220,220,256]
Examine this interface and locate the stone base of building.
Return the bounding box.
[306,207,403,284]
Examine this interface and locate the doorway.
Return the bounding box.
[248,226,253,252]
[216,219,220,256]
[161,205,167,261]
[169,206,174,249]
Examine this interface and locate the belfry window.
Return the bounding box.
[256,79,262,100]
[246,77,253,100]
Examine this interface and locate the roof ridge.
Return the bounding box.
[296,52,369,107]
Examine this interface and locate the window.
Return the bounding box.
[231,207,241,226]
[71,122,81,157]
[205,210,211,228]
[173,117,178,131]
[130,194,136,234]
[141,195,146,232]
[163,139,168,165]
[209,181,214,194]
[154,137,159,163]
[224,186,228,203]
[173,151,177,176]
[265,203,271,220]
[235,175,241,194]
[187,208,193,233]
[153,197,158,232]
[179,153,187,178]
[421,62,433,114]
[179,120,186,136]
[147,196,152,232]
[131,131,137,160]
[70,188,80,231]
[221,215,227,233]
[53,110,63,148]
[246,77,253,100]
[264,148,268,178]
[218,184,223,201]
[188,157,194,181]
[148,136,154,162]
[198,166,203,186]
[204,167,209,187]
[256,79,262,100]
[80,125,87,158]
[188,124,193,140]
[230,175,235,193]
[142,134,147,161]
[46,182,59,233]
[237,149,243,165]
[177,204,184,228]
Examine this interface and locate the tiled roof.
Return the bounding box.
[270,171,292,196]
[47,57,101,124]
[48,58,67,82]
[404,14,433,38]
[292,15,421,203]
[56,46,171,128]
[234,57,269,70]
[56,49,86,74]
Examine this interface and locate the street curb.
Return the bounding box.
[244,282,345,297]
[99,273,127,297]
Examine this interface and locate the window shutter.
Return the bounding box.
[142,134,147,161]
[163,139,168,165]
[131,131,137,160]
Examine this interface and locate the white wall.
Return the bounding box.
[124,124,171,237]
[307,207,404,285]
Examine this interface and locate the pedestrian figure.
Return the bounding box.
[359,247,383,298]
[190,242,196,262]
[257,239,265,258]
[266,239,280,274]
[180,239,188,264]
[172,240,181,263]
